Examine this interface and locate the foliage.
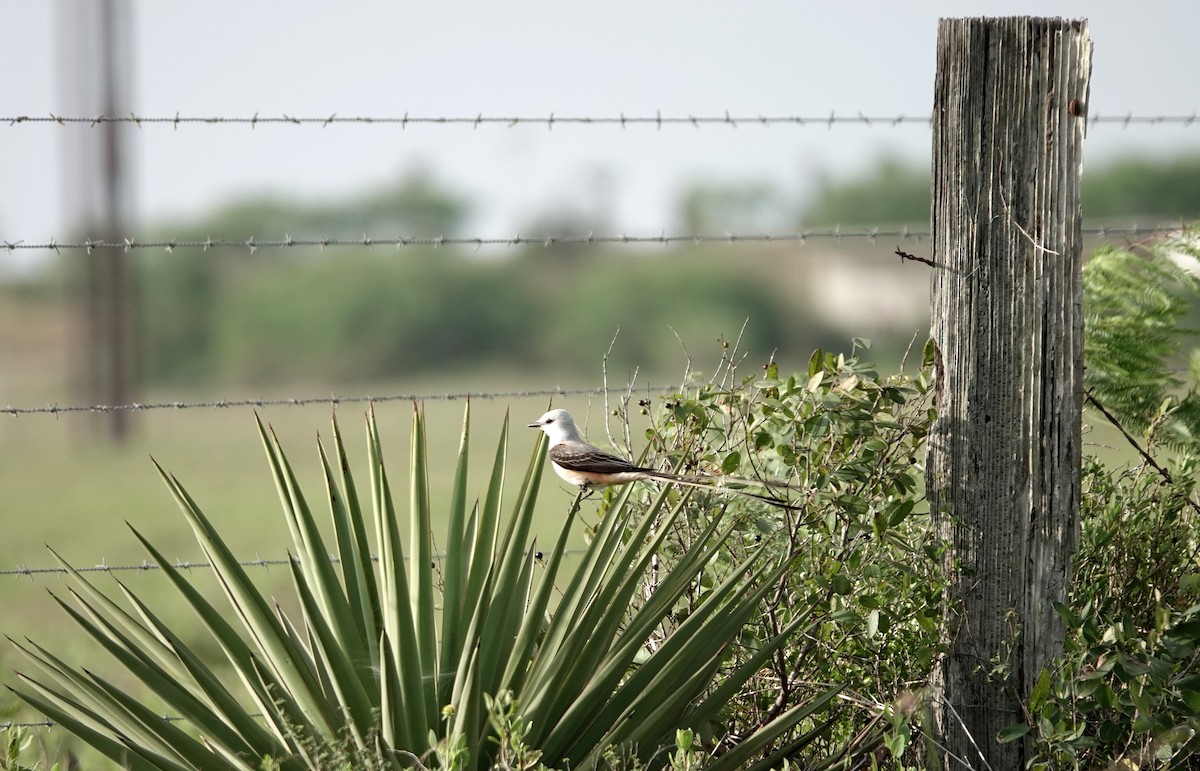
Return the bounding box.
[597,339,942,766]
[1020,456,1200,768]
[1083,232,1200,445]
[1016,228,1200,768]
[533,260,790,374]
[140,248,799,385]
[677,178,791,234]
[1,724,59,771]
[1082,154,1200,223]
[800,156,931,228]
[795,150,1200,227]
[6,405,853,769]
[137,168,471,384]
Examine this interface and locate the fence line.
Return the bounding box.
[0,543,589,731]
[1,223,1186,254]
[2,384,678,417]
[0,547,590,580]
[3,111,1198,129]
[4,229,930,253]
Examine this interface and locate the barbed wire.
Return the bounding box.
[0,224,1187,254]
[0,547,590,580]
[0,543,587,731]
[2,384,678,417]
[2,229,926,253]
[2,715,190,731]
[2,111,1197,129]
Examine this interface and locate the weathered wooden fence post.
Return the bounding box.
[926,17,1091,769]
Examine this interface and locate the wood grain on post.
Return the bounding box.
[926,16,1091,769]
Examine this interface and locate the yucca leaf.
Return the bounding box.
[523,492,711,736]
[685,613,820,730]
[499,494,581,692]
[445,649,481,769]
[9,639,144,744]
[256,416,369,674]
[475,431,546,698]
[12,637,203,769]
[447,580,490,766]
[49,586,262,762]
[376,629,397,750]
[521,481,645,702]
[367,407,429,750]
[325,413,383,660]
[540,480,642,638]
[438,402,473,699]
[530,460,686,684]
[707,685,845,771]
[476,538,536,704]
[286,554,376,747]
[85,666,223,768]
[547,542,784,761]
[407,404,439,719]
[129,526,314,753]
[153,460,338,737]
[7,675,170,771]
[595,560,791,755]
[246,655,325,769]
[40,584,277,769]
[109,577,288,760]
[43,546,183,682]
[454,414,508,673]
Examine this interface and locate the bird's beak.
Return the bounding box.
[526,420,541,429]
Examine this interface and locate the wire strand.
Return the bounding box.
[1,224,1185,253]
[3,111,1197,129]
[0,548,590,579]
[1,384,679,417]
[0,546,589,731]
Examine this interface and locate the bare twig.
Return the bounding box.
[1085,392,1174,484]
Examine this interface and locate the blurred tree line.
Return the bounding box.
[131,150,1200,387]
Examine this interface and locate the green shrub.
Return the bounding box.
[599,341,942,765]
[1017,227,1200,768]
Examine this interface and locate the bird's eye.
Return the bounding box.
[545,418,555,424]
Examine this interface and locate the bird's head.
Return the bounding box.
[527,408,582,442]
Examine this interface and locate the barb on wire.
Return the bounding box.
[3,111,1198,129]
[2,384,680,417]
[0,225,1184,254]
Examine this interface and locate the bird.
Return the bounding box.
[527,408,800,509]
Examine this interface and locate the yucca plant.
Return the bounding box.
[7,404,843,770]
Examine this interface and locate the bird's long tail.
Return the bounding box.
[641,470,802,510]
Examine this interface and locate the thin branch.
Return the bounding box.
[1085,392,1174,484]
[1085,390,1200,521]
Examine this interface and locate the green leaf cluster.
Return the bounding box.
[1084,231,1200,446]
[1020,455,1200,768]
[1020,226,1200,768]
[608,341,941,765]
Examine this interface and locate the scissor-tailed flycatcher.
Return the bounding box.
[528,408,799,509]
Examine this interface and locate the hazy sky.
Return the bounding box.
[2,1,1198,254]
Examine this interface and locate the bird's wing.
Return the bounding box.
[548,443,646,475]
